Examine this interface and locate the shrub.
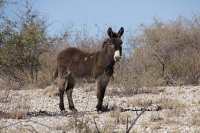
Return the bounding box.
[124,16,200,87]
[0,2,48,85]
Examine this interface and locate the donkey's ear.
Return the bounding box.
[118,27,124,37]
[107,27,113,38]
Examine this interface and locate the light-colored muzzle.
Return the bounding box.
[114,50,121,61]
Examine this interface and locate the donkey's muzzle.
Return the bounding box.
[114,50,121,62]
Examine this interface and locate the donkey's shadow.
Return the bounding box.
[26,105,161,118]
[26,108,112,118]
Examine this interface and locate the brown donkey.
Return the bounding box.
[54,27,124,112]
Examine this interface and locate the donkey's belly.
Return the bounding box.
[69,62,94,78]
[71,67,96,83]
[75,76,96,83]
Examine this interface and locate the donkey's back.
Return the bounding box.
[57,47,96,78]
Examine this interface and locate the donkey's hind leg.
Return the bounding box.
[58,77,67,111]
[66,75,77,112]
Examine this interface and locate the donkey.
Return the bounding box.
[54,27,124,112]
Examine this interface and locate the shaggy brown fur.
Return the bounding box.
[54,27,124,112]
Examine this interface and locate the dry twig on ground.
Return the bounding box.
[126,109,146,133]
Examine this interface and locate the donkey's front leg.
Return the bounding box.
[96,74,110,112]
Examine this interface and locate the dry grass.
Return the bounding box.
[191,112,200,126]
[43,84,59,97]
[0,89,11,104]
[149,113,163,122]
[165,107,186,118]
[127,98,153,108]
[155,98,186,110]
[0,111,26,119]
[142,121,162,132]
[108,86,165,97]
[109,110,131,125]
[63,116,93,133]
[0,126,39,133]
[100,119,115,133]
[0,88,30,119]
[0,85,199,132]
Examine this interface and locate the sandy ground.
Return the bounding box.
[0,83,200,133]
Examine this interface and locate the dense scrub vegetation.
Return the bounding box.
[114,17,200,90]
[0,2,48,86]
[0,1,200,90]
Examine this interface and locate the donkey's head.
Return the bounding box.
[103,27,124,62]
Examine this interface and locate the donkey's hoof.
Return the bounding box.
[72,108,78,113]
[60,110,67,115]
[70,107,78,113]
[60,108,65,112]
[59,105,65,111]
[96,105,102,112]
[96,105,109,112]
[96,107,104,112]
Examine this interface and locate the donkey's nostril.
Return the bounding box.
[114,55,121,62]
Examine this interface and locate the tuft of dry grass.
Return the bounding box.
[101,119,115,133]
[109,110,131,126]
[0,89,30,119]
[0,89,11,103]
[108,86,165,97]
[43,84,59,97]
[65,116,93,133]
[155,98,186,110]
[150,113,163,122]
[191,112,200,126]
[127,97,153,108]
[0,111,26,119]
[165,107,186,118]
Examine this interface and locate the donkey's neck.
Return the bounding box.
[92,49,115,78]
[104,59,115,76]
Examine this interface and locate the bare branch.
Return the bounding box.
[126,117,129,132]
[126,109,146,133]
[93,117,101,133]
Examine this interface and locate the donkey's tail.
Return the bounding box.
[52,67,58,81]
